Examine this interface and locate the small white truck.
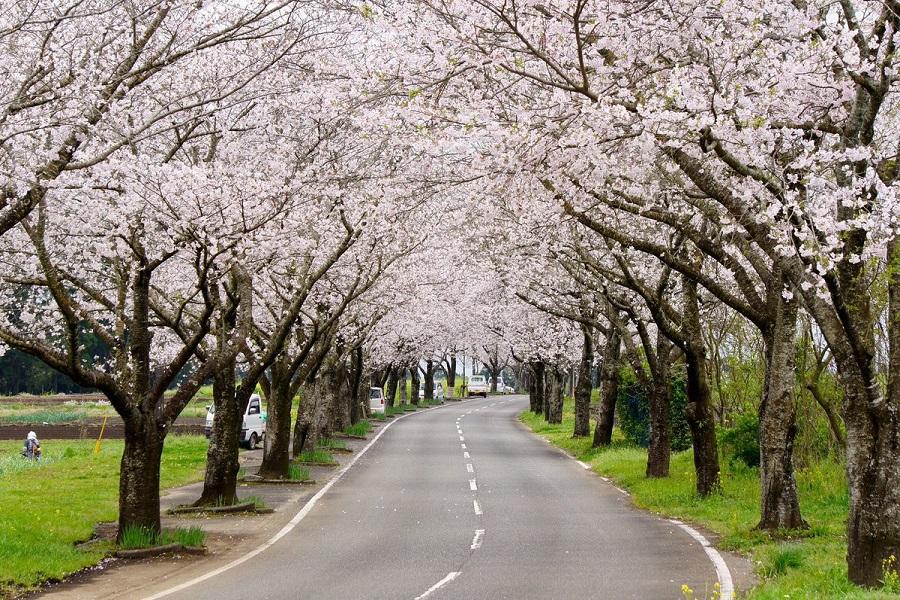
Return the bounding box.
[204,394,266,449]
[467,375,489,397]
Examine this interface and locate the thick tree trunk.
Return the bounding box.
[292,378,329,458]
[258,374,293,479]
[646,337,673,478]
[349,346,365,423]
[574,326,593,437]
[542,368,551,422]
[547,366,564,424]
[385,367,399,409]
[529,361,545,414]
[118,416,164,540]
[593,330,621,448]
[683,278,720,497]
[841,238,900,585]
[424,360,435,402]
[398,369,408,406]
[410,366,421,406]
[758,290,807,530]
[195,363,241,505]
[489,368,499,392]
[446,356,456,391]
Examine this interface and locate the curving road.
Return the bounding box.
[158,395,722,600]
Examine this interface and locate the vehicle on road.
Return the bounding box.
[496,376,515,393]
[205,394,266,449]
[468,375,489,397]
[369,387,386,414]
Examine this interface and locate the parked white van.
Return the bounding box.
[204,394,266,450]
[369,387,386,414]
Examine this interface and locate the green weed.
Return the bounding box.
[0,409,87,424]
[342,422,371,437]
[287,464,311,481]
[316,437,347,451]
[119,525,206,550]
[295,449,335,464]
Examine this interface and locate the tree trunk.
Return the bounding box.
[529,361,545,414]
[574,326,593,437]
[398,369,408,406]
[424,360,435,402]
[646,336,673,478]
[841,237,900,586]
[410,366,421,406]
[349,346,365,423]
[593,330,621,448]
[806,381,846,450]
[385,367,399,409]
[258,372,293,479]
[683,277,720,497]
[542,368,551,421]
[547,366,564,424]
[758,288,807,530]
[195,362,241,505]
[118,415,164,540]
[490,368,499,392]
[446,355,456,391]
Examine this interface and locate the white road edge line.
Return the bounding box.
[469,479,477,491]
[576,460,591,470]
[668,519,734,600]
[473,499,482,515]
[470,529,485,549]
[413,571,461,600]
[142,401,456,600]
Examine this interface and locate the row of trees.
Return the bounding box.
[1,0,897,590]
[366,0,899,587]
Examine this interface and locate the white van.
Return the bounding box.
[369,387,386,414]
[204,394,266,449]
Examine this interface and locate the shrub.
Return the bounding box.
[616,369,691,452]
[720,412,760,468]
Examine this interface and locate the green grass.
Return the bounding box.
[316,437,347,451]
[519,399,898,599]
[0,409,87,424]
[0,436,208,597]
[118,525,206,550]
[386,405,406,416]
[287,464,311,481]
[342,421,371,437]
[294,449,336,464]
[369,412,387,421]
[241,495,268,510]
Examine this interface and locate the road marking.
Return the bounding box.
[615,486,630,496]
[413,571,461,600]
[466,463,474,473]
[473,499,482,515]
[463,451,470,458]
[469,479,477,491]
[459,435,465,441]
[141,399,454,600]
[668,519,734,600]
[576,460,591,470]
[461,443,466,449]
[470,529,485,549]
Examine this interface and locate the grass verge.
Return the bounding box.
[294,449,336,464]
[0,436,208,598]
[287,464,311,481]
[119,525,205,550]
[342,421,372,437]
[519,400,897,600]
[316,437,348,451]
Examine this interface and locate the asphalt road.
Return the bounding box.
[162,395,721,600]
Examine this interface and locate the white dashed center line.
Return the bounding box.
[473,499,482,515]
[463,451,470,458]
[470,529,485,549]
[461,444,466,449]
[466,463,474,473]
[469,479,477,491]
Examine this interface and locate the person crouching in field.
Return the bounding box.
[21,431,41,461]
